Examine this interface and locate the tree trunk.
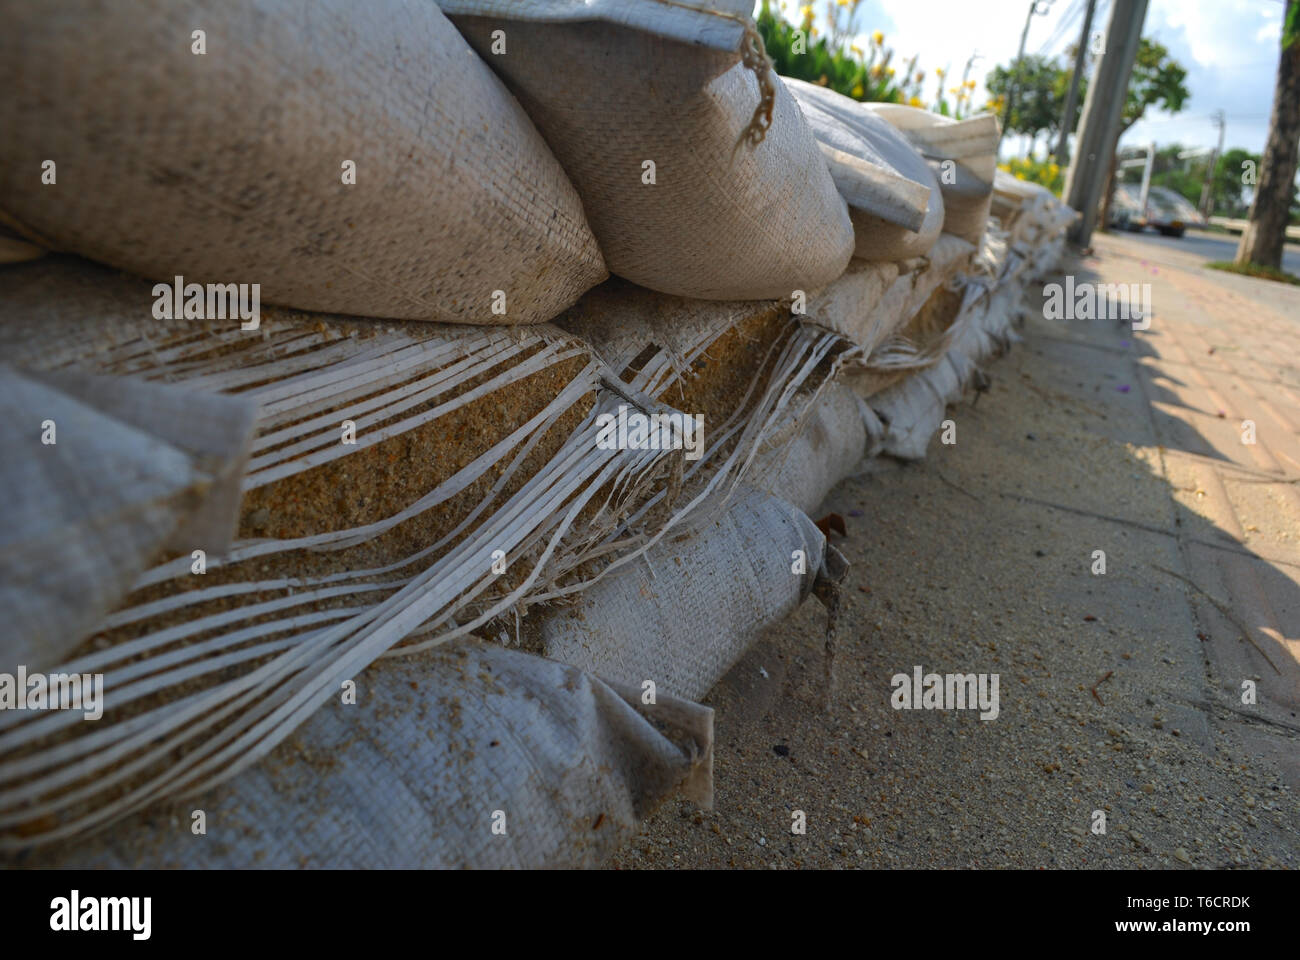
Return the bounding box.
[1098,122,1133,233]
[1236,3,1300,269]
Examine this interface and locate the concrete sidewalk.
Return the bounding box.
[614,231,1300,869]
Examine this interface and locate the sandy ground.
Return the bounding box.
[613,231,1300,870]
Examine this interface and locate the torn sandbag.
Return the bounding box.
[0,0,605,323]
[529,485,827,702]
[439,1,854,300]
[0,366,256,673]
[11,641,712,868]
[806,233,976,359]
[841,234,989,401]
[863,105,999,247]
[0,256,851,853]
[784,77,944,262]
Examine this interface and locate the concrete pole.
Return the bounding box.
[1053,0,1098,163]
[1138,141,1155,221]
[1063,0,1149,246]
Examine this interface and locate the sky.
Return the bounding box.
[760,0,1290,162]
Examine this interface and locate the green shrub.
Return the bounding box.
[999,157,1064,196]
[756,1,977,114]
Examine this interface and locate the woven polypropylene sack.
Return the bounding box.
[533,486,826,701]
[863,105,998,247]
[785,77,943,262]
[0,0,606,324]
[870,271,1022,460]
[19,641,713,868]
[441,2,854,300]
[806,233,975,357]
[747,382,872,515]
[0,366,256,672]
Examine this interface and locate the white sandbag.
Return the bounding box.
[533,486,827,701]
[807,258,908,349]
[0,366,256,672]
[864,105,999,246]
[806,233,975,355]
[0,256,845,854]
[870,269,1021,460]
[901,233,978,317]
[784,78,943,261]
[747,382,874,515]
[18,641,713,868]
[0,0,606,324]
[440,1,854,300]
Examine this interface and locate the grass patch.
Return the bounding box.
[1206,260,1300,286]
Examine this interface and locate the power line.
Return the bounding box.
[1036,0,1086,57]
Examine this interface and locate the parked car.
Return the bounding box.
[1107,185,1206,237]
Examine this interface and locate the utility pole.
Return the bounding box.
[1063,0,1150,246]
[1053,0,1098,163]
[1000,0,1054,152]
[1198,109,1225,219]
[1137,141,1156,220]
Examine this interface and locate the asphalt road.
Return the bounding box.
[1112,225,1300,277]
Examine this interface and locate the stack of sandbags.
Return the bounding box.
[992,170,1078,278]
[866,170,1079,461]
[765,79,997,412]
[0,0,1076,869]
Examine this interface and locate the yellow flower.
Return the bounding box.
[852,84,864,97]
[915,71,925,82]
[810,26,818,34]
[949,86,959,94]
[837,0,850,6]
[886,66,895,77]
[871,64,883,77]
[908,96,923,107]
[871,30,884,45]
[965,79,976,89]
[850,43,862,55]
[936,67,945,78]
